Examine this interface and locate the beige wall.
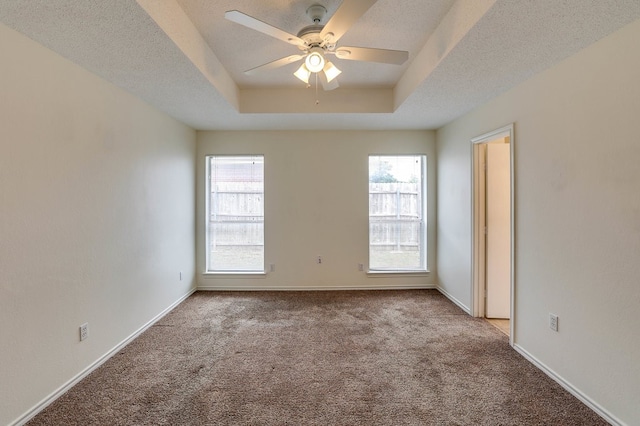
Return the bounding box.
[0,24,196,426]
[196,130,437,290]
[437,19,640,424]
[4,7,639,425]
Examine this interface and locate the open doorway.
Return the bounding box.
[471,124,515,345]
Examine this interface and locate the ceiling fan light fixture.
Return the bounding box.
[294,64,311,84]
[323,61,341,83]
[305,47,325,73]
[227,6,411,92]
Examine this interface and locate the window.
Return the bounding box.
[206,155,264,272]
[369,155,427,271]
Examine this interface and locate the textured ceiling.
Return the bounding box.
[1,0,639,130]
[176,0,454,88]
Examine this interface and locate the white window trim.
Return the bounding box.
[368,154,428,273]
[205,155,265,273]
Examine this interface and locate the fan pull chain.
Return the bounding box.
[315,73,320,105]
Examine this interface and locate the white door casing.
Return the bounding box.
[471,123,515,345]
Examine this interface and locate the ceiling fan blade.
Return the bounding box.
[244,54,306,75]
[319,72,339,91]
[335,47,409,65]
[320,0,378,44]
[225,10,306,47]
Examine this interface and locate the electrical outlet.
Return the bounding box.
[79,323,89,341]
[549,314,558,332]
[317,256,322,264]
[358,263,364,272]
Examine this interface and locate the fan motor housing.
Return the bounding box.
[297,4,336,50]
[297,24,324,47]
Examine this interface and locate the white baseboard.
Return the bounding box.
[11,288,196,426]
[197,284,437,291]
[435,285,471,314]
[513,344,622,426]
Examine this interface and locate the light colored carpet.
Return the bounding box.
[29,290,606,425]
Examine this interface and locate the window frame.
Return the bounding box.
[368,154,428,273]
[205,154,265,274]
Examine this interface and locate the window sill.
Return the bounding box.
[202,271,267,279]
[367,270,430,278]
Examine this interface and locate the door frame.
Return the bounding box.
[471,123,515,345]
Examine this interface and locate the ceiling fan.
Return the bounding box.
[225,0,409,90]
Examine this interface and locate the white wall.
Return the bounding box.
[437,18,640,425]
[0,24,196,426]
[196,130,436,290]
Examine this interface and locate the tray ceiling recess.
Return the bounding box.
[1,1,639,129]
